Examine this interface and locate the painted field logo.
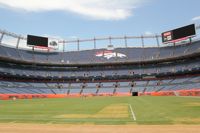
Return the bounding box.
[96,50,127,59]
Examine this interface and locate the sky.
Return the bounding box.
[0,0,200,50]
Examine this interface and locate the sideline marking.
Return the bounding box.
[129,104,136,121]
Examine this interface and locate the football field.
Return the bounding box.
[0,96,199,125]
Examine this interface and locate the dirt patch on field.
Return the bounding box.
[92,104,129,118]
[185,102,200,107]
[56,104,129,119]
[0,123,200,133]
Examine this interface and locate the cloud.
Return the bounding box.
[43,34,64,41]
[192,16,200,21]
[0,0,144,20]
[144,31,154,35]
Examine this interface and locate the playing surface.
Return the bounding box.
[0,96,199,125]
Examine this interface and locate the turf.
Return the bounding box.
[0,96,199,125]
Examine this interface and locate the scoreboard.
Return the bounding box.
[27,35,48,47]
[162,24,196,43]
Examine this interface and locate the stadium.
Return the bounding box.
[0,23,200,132]
[0,24,200,99]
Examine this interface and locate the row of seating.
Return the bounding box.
[0,60,199,78]
[0,40,200,64]
[0,76,199,94]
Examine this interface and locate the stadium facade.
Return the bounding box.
[0,26,200,100]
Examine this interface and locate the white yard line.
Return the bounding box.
[128,104,137,121]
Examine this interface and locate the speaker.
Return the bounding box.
[132,92,138,96]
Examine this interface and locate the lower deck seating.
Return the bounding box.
[0,76,200,95]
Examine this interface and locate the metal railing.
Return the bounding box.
[0,24,199,52]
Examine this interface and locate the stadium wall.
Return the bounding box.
[0,89,199,100]
[140,89,200,96]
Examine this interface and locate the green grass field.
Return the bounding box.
[0,96,199,125]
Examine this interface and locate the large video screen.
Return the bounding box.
[162,24,196,43]
[27,35,48,47]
